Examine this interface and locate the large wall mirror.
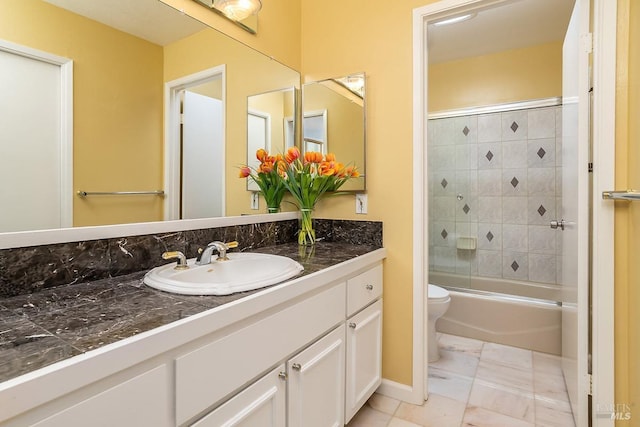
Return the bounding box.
[302,73,366,191]
[0,0,300,235]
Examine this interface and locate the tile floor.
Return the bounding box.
[347,333,575,427]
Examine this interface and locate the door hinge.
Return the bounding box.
[588,374,593,395]
[581,32,593,53]
[588,162,593,172]
[180,113,184,125]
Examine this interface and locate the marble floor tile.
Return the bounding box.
[387,417,422,427]
[535,395,575,427]
[463,405,535,427]
[468,379,535,423]
[534,371,570,402]
[352,336,574,427]
[429,348,480,377]
[475,359,534,393]
[438,333,484,356]
[428,366,474,403]
[367,393,401,415]
[395,393,466,427]
[533,351,564,376]
[481,342,533,370]
[346,404,392,427]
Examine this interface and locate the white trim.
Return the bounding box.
[428,97,562,119]
[0,39,73,229]
[0,212,298,250]
[590,0,616,424]
[164,65,226,221]
[412,0,616,419]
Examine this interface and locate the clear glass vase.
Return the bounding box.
[298,208,316,245]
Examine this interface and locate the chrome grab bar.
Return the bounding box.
[601,190,640,201]
[77,190,165,197]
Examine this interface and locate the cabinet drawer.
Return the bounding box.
[175,282,346,425]
[346,264,383,316]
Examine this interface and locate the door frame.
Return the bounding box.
[410,0,615,422]
[0,39,73,228]
[164,65,226,221]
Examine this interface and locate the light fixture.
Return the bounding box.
[213,0,262,21]
[334,75,365,98]
[432,13,476,27]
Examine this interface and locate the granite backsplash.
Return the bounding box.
[0,219,382,299]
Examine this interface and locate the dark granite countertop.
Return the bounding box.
[0,242,381,384]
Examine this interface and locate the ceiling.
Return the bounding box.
[427,0,575,64]
[43,0,206,46]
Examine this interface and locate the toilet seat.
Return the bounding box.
[428,284,450,302]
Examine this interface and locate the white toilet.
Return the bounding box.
[427,284,451,362]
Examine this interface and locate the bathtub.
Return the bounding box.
[429,272,562,355]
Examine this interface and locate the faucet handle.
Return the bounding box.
[162,251,189,270]
[216,241,239,261]
[225,241,239,249]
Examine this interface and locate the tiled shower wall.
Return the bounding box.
[428,104,562,285]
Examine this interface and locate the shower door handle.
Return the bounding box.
[550,219,566,230]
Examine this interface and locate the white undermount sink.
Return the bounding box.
[144,252,304,295]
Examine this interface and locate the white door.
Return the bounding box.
[182,90,224,219]
[561,0,590,425]
[246,110,270,192]
[0,47,68,232]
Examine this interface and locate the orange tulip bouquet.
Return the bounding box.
[281,147,359,245]
[238,148,287,213]
[240,147,359,245]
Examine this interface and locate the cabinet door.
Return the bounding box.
[191,364,286,427]
[345,299,383,423]
[288,324,345,427]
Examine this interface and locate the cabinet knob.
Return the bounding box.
[278,372,287,380]
[349,322,357,329]
[365,284,373,290]
[292,363,302,371]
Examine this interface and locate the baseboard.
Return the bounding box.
[376,378,425,405]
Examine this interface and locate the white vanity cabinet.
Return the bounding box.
[345,264,384,423]
[0,250,386,427]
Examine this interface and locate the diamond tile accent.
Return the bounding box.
[537,147,546,158]
[441,229,448,239]
[538,205,547,216]
[485,151,494,161]
[511,260,520,271]
[486,231,494,242]
[462,204,470,214]
[462,126,470,136]
[511,121,519,132]
[510,177,519,188]
[441,178,448,189]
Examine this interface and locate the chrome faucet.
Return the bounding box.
[195,241,238,265]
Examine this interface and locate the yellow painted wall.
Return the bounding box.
[300,0,440,386]
[163,28,299,216]
[428,41,563,112]
[615,0,640,424]
[0,0,164,226]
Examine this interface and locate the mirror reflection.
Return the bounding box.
[302,73,366,191]
[0,0,300,234]
[246,87,297,193]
